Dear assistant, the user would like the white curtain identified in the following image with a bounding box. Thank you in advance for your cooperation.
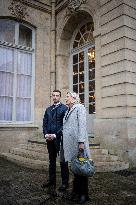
[16,51,32,121]
[0,47,32,122]
[0,47,13,121]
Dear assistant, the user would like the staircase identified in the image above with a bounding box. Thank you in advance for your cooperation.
[0,138,129,172]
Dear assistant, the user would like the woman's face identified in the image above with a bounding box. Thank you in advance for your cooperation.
[65,93,74,106]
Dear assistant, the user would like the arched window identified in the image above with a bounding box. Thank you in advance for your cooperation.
[72,22,95,114]
[0,19,35,122]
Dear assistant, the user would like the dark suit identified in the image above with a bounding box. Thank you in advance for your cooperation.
[43,103,69,186]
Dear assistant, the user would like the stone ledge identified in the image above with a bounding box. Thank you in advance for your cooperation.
[0,124,39,128]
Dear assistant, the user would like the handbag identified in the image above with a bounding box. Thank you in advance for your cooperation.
[71,150,95,177]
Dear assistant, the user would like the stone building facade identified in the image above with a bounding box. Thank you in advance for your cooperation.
[0,0,136,166]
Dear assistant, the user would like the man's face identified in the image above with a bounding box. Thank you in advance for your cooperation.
[52,92,61,104]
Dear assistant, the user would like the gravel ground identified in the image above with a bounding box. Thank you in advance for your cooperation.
[0,157,136,205]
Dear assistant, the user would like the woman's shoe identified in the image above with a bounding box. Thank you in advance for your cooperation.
[58,184,69,192]
[79,195,89,204]
[69,192,78,201]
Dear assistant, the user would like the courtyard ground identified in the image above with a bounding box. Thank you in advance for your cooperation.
[0,157,136,205]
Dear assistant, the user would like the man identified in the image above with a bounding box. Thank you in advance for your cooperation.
[42,90,69,193]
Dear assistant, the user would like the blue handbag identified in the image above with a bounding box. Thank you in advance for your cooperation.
[71,150,95,177]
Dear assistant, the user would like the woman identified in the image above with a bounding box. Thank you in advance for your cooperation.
[63,92,90,204]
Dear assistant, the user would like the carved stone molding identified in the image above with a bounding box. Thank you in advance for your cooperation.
[64,0,87,18]
[8,0,29,21]
[68,0,87,12]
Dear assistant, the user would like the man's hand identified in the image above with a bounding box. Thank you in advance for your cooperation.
[45,134,56,141]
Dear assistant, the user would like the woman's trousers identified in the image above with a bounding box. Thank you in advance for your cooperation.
[73,174,88,197]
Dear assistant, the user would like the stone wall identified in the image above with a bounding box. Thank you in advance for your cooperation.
[0,0,136,166]
[0,0,51,152]
[95,0,136,166]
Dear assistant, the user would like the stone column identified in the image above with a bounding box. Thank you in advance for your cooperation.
[50,0,56,102]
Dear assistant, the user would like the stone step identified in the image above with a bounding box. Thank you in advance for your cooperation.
[89,136,99,144]
[10,147,49,161]
[18,143,48,154]
[1,153,49,170]
[1,153,129,172]
[1,152,129,173]
[90,148,109,155]
[95,161,129,172]
[91,154,119,162]
[89,143,100,149]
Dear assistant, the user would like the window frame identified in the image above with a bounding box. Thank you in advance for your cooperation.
[0,19,35,124]
[69,21,95,114]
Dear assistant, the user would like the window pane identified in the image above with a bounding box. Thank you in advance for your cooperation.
[16,51,32,120]
[79,83,84,93]
[79,72,84,83]
[89,81,95,92]
[18,51,32,75]
[79,62,84,72]
[79,37,84,46]
[75,32,81,41]
[89,61,95,69]
[79,93,84,104]
[79,52,84,62]
[83,32,89,41]
[73,74,78,84]
[16,98,31,121]
[73,54,78,64]
[88,33,94,44]
[80,25,86,35]
[89,68,95,80]
[73,64,78,74]
[89,104,95,114]
[17,75,31,98]
[0,46,13,121]
[89,92,95,103]
[19,24,32,47]
[73,62,78,84]
[73,41,78,48]
[0,97,12,121]
[16,50,32,121]
[0,19,15,43]
[73,84,78,93]
[88,47,95,62]
[0,47,14,72]
[73,22,94,49]
[0,72,13,96]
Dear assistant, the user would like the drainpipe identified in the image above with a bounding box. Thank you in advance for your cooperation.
[50,0,56,103]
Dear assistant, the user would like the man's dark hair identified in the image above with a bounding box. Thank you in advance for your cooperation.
[52,89,61,97]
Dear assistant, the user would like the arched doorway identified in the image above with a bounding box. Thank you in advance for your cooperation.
[70,21,95,136]
[56,11,95,136]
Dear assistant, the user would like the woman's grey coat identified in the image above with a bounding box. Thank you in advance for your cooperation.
[63,103,90,162]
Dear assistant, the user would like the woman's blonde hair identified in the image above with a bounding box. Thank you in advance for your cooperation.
[67,92,81,104]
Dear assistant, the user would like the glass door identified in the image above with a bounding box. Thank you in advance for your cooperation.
[72,46,95,136]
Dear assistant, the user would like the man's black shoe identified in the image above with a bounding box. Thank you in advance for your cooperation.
[41,181,54,189]
[79,195,89,204]
[48,185,57,196]
[69,192,78,201]
[58,184,69,192]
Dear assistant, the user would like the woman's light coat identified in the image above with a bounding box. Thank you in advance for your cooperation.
[63,103,90,162]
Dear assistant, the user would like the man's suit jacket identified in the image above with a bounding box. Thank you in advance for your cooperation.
[43,103,67,151]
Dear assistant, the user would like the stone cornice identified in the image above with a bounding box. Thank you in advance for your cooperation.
[55,0,69,14]
[12,0,88,15]
[18,0,51,14]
